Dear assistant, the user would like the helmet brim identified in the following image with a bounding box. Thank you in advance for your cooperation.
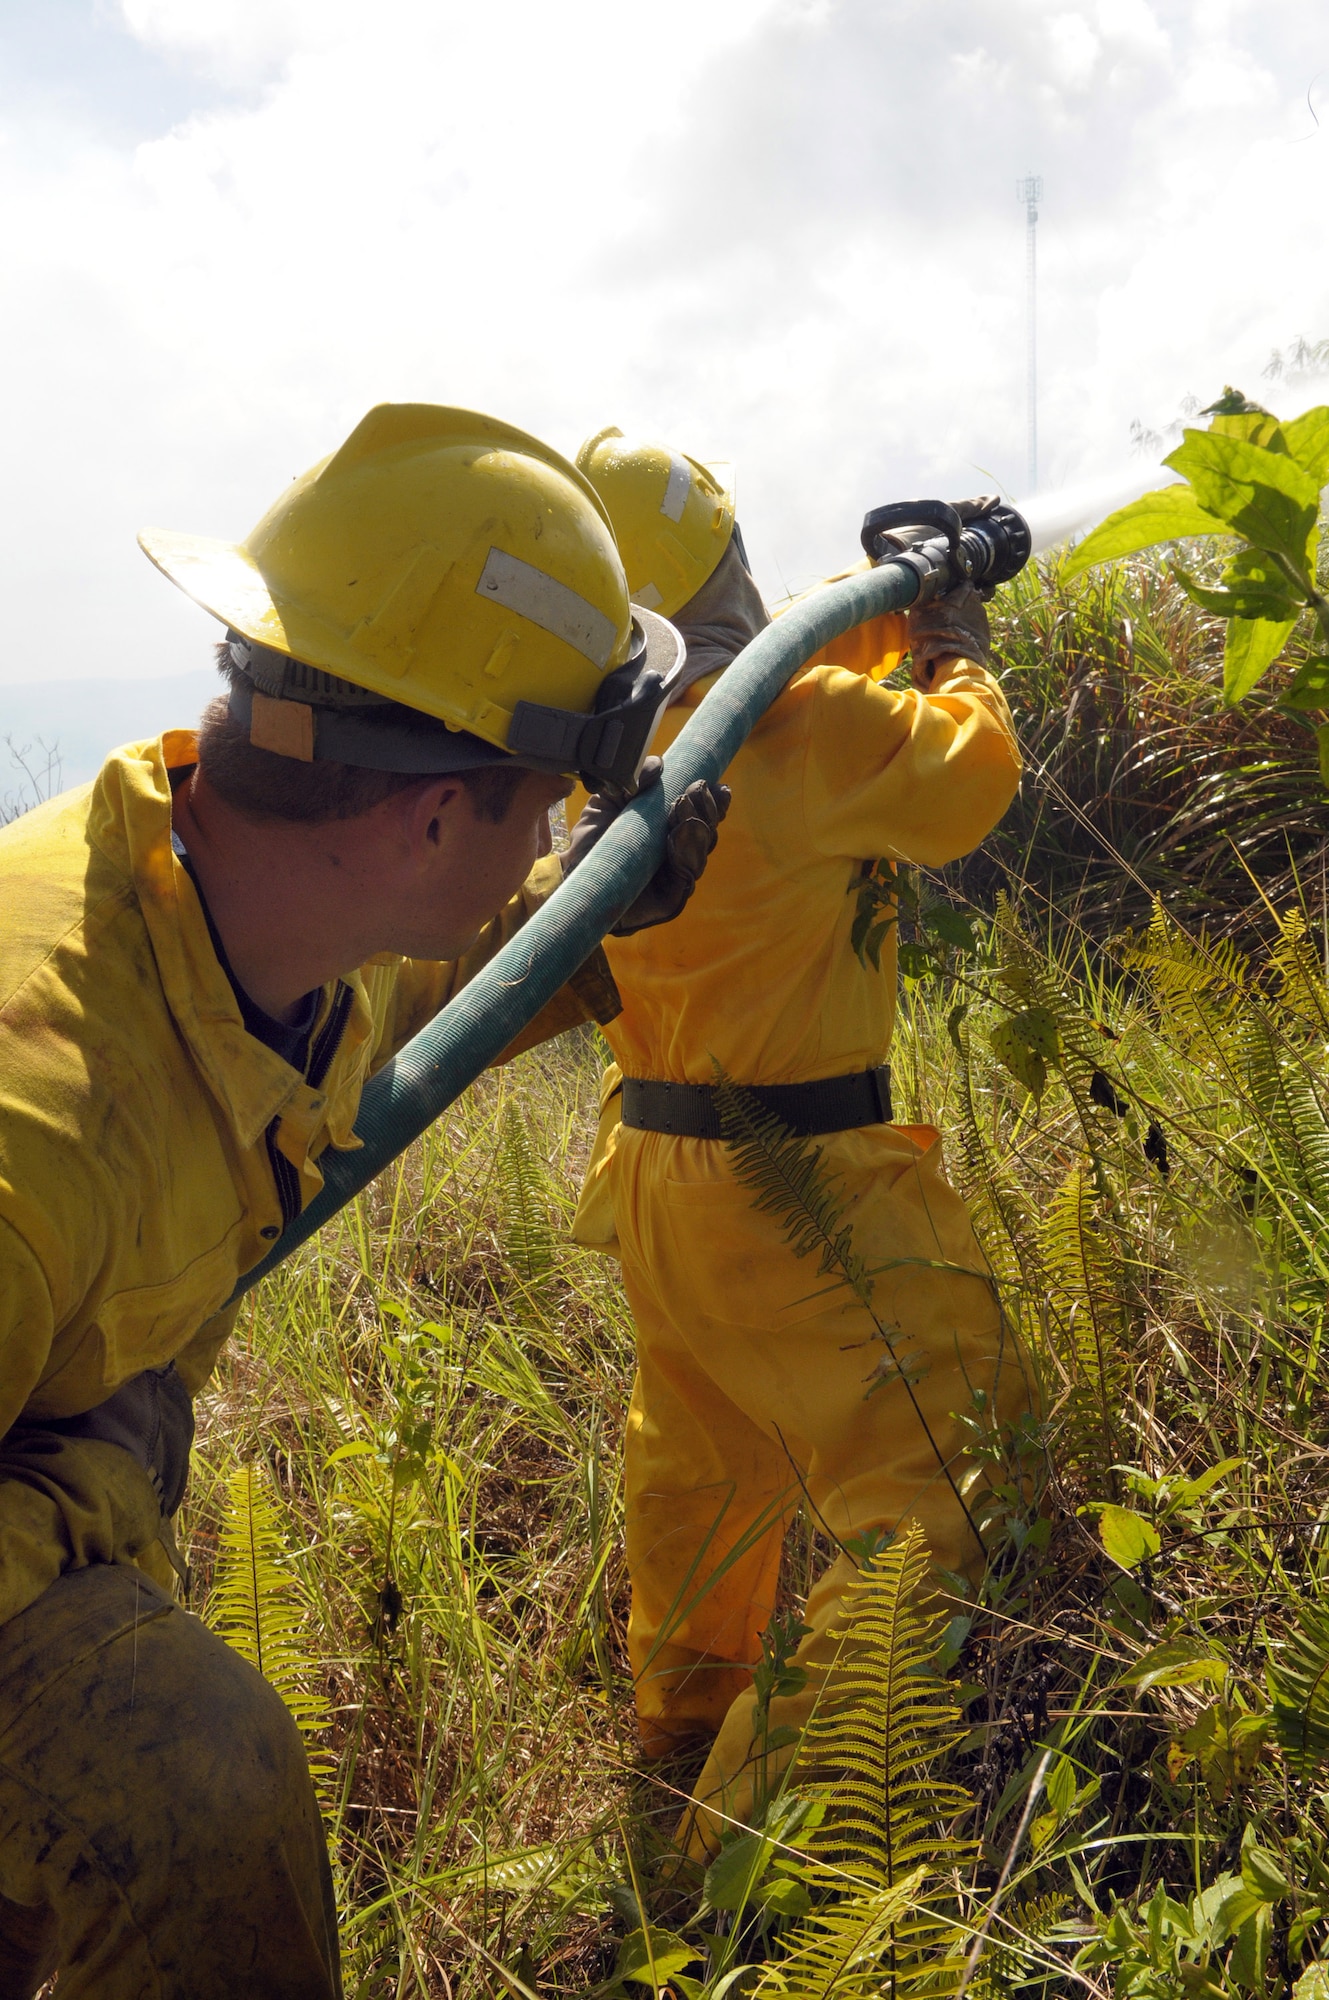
[139,527,358,685]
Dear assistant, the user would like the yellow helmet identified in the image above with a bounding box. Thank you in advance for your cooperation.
[575,427,735,619]
[140,404,682,794]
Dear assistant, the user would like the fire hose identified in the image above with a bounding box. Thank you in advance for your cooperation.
[229,496,1031,1303]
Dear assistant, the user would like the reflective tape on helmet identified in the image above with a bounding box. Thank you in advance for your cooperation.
[660,456,692,524]
[475,547,617,669]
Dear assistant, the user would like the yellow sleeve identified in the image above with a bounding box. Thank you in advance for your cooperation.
[0,1218,164,1628]
[372,854,620,1070]
[779,557,909,682]
[803,656,1021,868]
[799,608,910,682]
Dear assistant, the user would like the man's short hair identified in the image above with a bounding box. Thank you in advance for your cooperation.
[197,650,529,826]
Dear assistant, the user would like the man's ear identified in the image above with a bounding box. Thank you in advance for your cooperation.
[395,777,465,855]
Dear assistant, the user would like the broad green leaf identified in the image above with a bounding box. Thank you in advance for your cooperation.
[1209,407,1288,451]
[1294,1963,1329,1999]
[1222,613,1298,705]
[1166,428,1318,570]
[1010,1005,1059,1056]
[1123,1637,1228,1690]
[703,1831,771,1910]
[1062,484,1235,580]
[613,1926,700,1986]
[1241,1838,1291,1902]
[1283,658,1329,710]
[1282,405,1329,484]
[1173,566,1299,621]
[1171,1454,1245,1505]
[1096,1504,1161,1569]
[924,903,978,952]
[989,1009,1059,1098]
[757,1874,811,1917]
[324,1440,377,1465]
[1230,1903,1272,1988]
[1044,1752,1077,1819]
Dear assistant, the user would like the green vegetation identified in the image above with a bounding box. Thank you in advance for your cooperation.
[181,540,1329,1995]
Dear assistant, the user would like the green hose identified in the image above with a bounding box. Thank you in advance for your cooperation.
[230,557,920,1301]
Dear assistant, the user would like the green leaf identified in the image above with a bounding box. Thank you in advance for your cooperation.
[757,1874,812,1918]
[1166,428,1318,569]
[1241,1838,1291,1902]
[989,1018,1045,1098]
[613,1927,700,1986]
[1172,563,1299,622]
[1095,1504,1161,1570]
[703,1831,772,1911]
[1171,1455,1244,1504]
[898,940,934,980]
[1062,484,1235,580]
[924,903,977,952]
[1222,613,1299,704]
[1207,408,1288,453]
[324,1441,377,1465]
[1229,1903,1272,1988]
[1283,658,1329,710]
[1294,1963,1329,1999]
[1282,405,1329,484]
[1124,1637,1228,1690]
[988,1005,1060,1101]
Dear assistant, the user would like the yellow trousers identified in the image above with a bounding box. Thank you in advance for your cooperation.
[0,1563,340,1999]
[613,1120,1029,1857]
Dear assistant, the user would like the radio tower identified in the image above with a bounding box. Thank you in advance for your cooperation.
[1016,174,1042,493]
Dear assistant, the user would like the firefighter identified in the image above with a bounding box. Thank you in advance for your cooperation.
[0,404,724,1996]
[569,427,1030,1855]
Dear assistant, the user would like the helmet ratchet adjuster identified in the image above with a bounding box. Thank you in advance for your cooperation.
[507,619,681,798]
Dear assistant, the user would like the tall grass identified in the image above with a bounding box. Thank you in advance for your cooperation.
[179,555,1329,1995]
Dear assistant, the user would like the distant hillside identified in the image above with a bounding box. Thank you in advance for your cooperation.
[0,672,215,793]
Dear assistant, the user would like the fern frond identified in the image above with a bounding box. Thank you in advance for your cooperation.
[754,1526,976,1997]
[714,1071,988,1557]
[795,1524,974,1885]
[208,1462,335,1803]
[1269,909,1329,1034]
[497,1103,554,1281]
[1039,1167,1128,1471]
[1268,1599,1329,1778]
[753,1866,963,1999]
[713,1069,874,1301]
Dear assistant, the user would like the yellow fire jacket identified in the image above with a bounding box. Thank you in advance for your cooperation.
[0,731,613,1625]
[572,613,1020,1243]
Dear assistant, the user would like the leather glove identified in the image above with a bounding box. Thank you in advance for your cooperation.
[907,581,991,689]
[36,1364,196,1518]
[563,761,731,936]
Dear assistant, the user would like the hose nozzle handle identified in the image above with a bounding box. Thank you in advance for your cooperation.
[860,495,1033,601]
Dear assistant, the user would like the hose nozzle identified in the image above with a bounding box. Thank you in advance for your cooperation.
[860,496,1032,602]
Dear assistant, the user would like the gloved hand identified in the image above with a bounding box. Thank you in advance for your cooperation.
[38,1365,196,1518]
[907,581,991,689]
[563,762,731,936]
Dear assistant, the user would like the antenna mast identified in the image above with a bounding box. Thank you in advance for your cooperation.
[1016,174,1042,493]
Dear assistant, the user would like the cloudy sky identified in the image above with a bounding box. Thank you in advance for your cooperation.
[1,0,1327,701]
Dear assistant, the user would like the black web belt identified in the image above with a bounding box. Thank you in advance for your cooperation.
[620,1065,893,1140]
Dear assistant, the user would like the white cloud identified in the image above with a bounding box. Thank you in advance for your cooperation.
[0,0,1326,695]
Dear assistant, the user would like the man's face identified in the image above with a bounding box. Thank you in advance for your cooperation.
[384,768,573,961]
